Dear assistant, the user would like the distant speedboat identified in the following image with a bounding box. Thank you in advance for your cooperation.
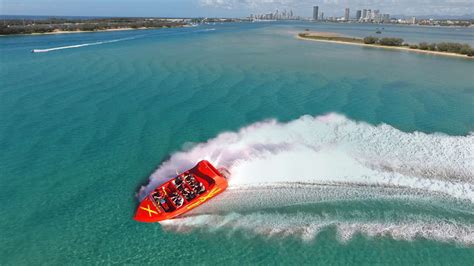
[375,30,382,34]
[31,49,48,53]
[134,160,229,223]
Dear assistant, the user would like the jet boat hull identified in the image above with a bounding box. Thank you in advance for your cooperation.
[134,160,228,223]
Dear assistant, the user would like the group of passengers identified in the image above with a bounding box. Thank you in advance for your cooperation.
[152,174,207,209]
[169,191,184,207]
[152,189,173,212]
[184,174,206,195]
[173,176,196,202]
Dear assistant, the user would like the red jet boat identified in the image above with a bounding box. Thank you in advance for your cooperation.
[134,160,228,223]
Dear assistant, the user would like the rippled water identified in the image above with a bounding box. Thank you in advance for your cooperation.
[0,22,473,264]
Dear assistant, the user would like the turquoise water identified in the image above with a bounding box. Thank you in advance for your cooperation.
[1,22,473,264]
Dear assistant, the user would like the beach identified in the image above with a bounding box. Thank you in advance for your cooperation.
[297,31,474,59]
[0,26,187,37]
[32,27,144,35]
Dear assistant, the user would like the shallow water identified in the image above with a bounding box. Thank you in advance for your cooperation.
[1,22,473,264]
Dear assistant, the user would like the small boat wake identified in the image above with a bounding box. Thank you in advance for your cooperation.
[140,113,473,244]
[194,28,216,33]
[161,211,474,245]
[31,36,139,53]
[31,27,216,53]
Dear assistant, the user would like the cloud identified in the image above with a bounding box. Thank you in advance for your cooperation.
[200,0,305,10]
[198,0,474,16]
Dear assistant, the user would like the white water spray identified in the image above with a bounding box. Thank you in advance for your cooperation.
[31,36,139,53]
[139,113,473,244]
[140,113,473,201]
[160,212,474,245]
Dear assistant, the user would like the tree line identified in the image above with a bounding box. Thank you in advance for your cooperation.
[363,36,474,56]
[0,18,186,35]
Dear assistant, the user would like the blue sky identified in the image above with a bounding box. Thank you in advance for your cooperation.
[1,0,473,17]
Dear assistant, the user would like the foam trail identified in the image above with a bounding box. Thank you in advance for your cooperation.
[194,28,216,33]
[140,113,473,243]
[140,113,473,202]
[31,36,138,53]
[160,213,474,245]
[181,184,473,216]
[163,183,473,246]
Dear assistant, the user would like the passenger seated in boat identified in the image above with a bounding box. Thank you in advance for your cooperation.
[184,174,197,186]
[184,174,195,184]
[152,191,173,212]
[152,191,161,203]
[170,192,184,207]
[174,176,183,187]
[191,181,205,194]
[174,177,189,197]
[195,182,206,194]
[184,174,206,194]
[182,187,196,201]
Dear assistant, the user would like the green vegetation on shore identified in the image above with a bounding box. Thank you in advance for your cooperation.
[363,36,404,46]
[0,18,187,35]
[299,33,474,57]
[364,36,474,56]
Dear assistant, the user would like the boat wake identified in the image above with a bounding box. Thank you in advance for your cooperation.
[194,28,216,33]
[141,113,472,200]
[31,36,139,53]
[159,184,473,245]
[139,113,473,244]
[161,212,474,245]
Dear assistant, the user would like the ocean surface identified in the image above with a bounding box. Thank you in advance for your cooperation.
[1,22,473,264]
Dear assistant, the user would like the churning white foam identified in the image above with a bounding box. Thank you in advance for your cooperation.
[31,36,138,53]
[140,113,473,244]
[160,212,474,245]
[194,28,216,33]
[140,113,473,202]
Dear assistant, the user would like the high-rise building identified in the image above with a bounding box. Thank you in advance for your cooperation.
[356,10,362,20]
[344,8,350,21]
[372,9,380,22]
[313,6,319,20]
[362,9,367,20]
[320,12,324,21]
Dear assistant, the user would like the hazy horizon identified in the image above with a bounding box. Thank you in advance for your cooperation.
[1,0,473,19]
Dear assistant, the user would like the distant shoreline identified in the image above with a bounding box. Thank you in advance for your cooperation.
[0,26,188,37]
[297,32,474,60]
[0,17,194,36]
[32,27,147,35]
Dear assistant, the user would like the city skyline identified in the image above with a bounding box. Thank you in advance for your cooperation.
[1,0,474,18]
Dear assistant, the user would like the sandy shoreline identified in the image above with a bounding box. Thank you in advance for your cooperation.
[34,27,143,35]
[297,32,473,60]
